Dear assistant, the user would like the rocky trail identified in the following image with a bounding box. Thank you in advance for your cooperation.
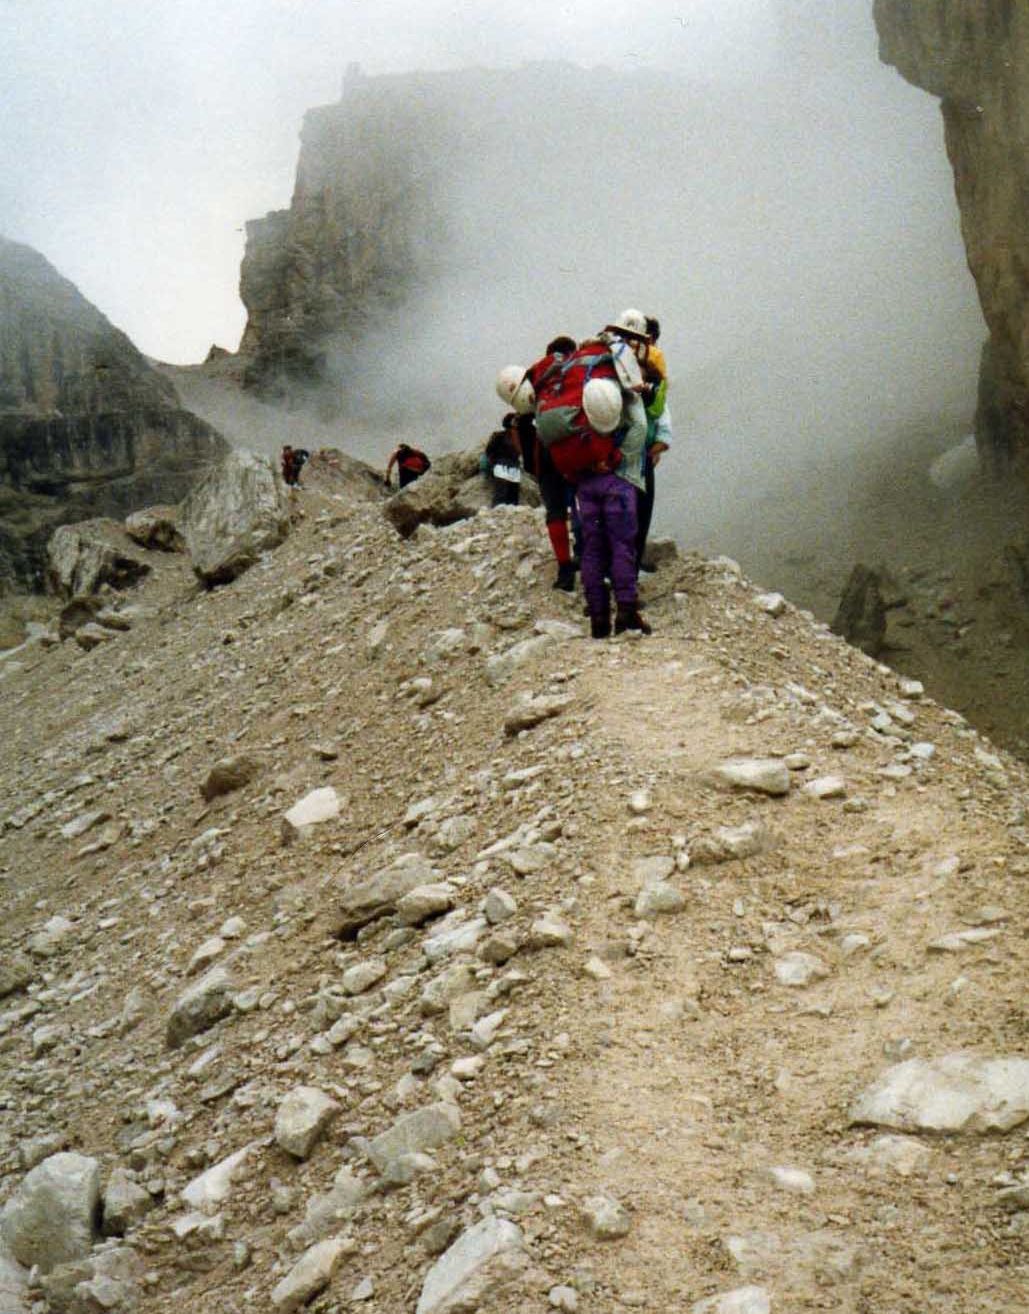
[0,456,1026,1314]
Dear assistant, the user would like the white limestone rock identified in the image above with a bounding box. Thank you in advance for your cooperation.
[416,1216,526,1314]
[581,1194,631,1239]
[850,1055,1029,1134]
[275,1087,340,1160]
[282,787,341,843]
[711,759,791,797]
[271,1237,350,1313]
[692,1287,771,1314]
[0,1152,101,1273]
[364,1104,461,1178]
[181,1144,254,1215]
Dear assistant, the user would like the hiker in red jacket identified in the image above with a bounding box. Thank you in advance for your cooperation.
[518,336,580,590]
[385,444,432,489]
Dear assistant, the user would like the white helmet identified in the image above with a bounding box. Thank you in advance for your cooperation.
[582,377,623,434]
[607,308,648,340]
[496,365,527,406]
[511,376,536,415]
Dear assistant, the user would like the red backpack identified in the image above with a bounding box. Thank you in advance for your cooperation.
[532,343,623,480]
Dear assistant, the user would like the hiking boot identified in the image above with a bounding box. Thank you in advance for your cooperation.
[637,559,657,575]
[590,611,612,640]
[552,562,577,592]
[614,603,652,635]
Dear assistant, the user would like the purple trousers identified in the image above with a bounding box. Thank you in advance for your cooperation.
[576,472,639,614]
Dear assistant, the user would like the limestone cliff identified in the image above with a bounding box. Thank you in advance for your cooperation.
[874,0,1029,475]
[238,67,452,395]
[0,238,228,590]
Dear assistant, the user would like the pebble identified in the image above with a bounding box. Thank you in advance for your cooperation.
[581,1194,630,1239]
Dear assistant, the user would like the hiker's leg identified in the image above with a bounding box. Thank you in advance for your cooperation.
[636,459,655,566]
[605,478,640,607]
[576,476,609,618]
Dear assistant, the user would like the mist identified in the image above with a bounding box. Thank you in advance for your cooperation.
[278,42,983,572]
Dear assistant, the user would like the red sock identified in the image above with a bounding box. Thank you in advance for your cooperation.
[547,519,571,565]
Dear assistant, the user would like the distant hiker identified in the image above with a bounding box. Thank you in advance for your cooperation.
[484,413,523,507]
[637,315,671,572]
[281,445,310,487]
[385,443,432,489]
[530,309,650,637]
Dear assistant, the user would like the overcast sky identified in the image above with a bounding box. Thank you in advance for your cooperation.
[0,0,878,362]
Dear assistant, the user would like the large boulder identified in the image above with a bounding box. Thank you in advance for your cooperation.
[831,563,887,656]
[124,505,183,552]
[0,1152,101,1273]
[46,521,150,598]
[179,449,290,585]
[383,450,539,539]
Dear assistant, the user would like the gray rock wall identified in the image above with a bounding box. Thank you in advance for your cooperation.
[874,0,1029,478]
[0,238,228,591]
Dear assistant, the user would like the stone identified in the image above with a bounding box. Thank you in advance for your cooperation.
[632,855,675,883]
[692,1287,771,1314]
[423,915,487,963]
[802,775,846,799]
[503,693,572,736]
[125,505,184,551]
[0,1152,101,1273]
[850,1055,1029,1134]
[200,754,262,801]
[364,1103,461,1177]
[166,966,233,1048]
[0,951,37,999]
[484,888,518,924]
[288,1168,367,1248]
[27,914,75,958]
[754,592,786,616]
[831,563,886,656]
[486,635,556,686]
[181,1144,254,1214]
[0,1243,28,1313]
[342,958,387,996]
[927,928,1002,953]
[529,913,573,949]
[187,935,225,975]
[275,1087,340,1160]
[690,822,768,866]
[415,1216,526,1314]
[180,447,291,585]
[74,621,116,650]
[635,882,686,917]
[47,521,151,598]
[774,952,829,987]
[581,1194,630,1239]
[101,1169,152,1237]
[845,1134,931,1177]
[41,1242,143,1314]
[711,759,790,796]
[397,883,457,926]
[767,1165,814,1195]
[331,853,437,938]
[282,787,341,842]
[271,1237,349,1313]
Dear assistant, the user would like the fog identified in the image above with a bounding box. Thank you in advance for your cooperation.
[5,0,990,578]
[303,44,984,563]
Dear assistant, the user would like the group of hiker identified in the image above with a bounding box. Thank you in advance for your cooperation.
[492,309,671,638]
[281,309,672,640]
[281,445,311,487]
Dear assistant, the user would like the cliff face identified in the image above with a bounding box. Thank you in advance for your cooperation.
[874,0,1029,475]
[238,69,451,395]
[0,238,228,590]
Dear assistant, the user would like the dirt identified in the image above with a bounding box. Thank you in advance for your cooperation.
[0,462,1026,1313]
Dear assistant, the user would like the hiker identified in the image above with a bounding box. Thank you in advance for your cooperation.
[280,445,310,487]
[527,309,652,637]
[637,315,671,572]
[521,336,581,590]
[484,414,523,506]
[385,443,432,489]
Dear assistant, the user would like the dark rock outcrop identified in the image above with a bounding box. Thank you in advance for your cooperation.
[874,1,1029,478]
[832,563,887,657]
[0,238,228,590]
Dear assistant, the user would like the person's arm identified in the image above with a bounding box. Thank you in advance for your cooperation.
[384,450,398,483]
